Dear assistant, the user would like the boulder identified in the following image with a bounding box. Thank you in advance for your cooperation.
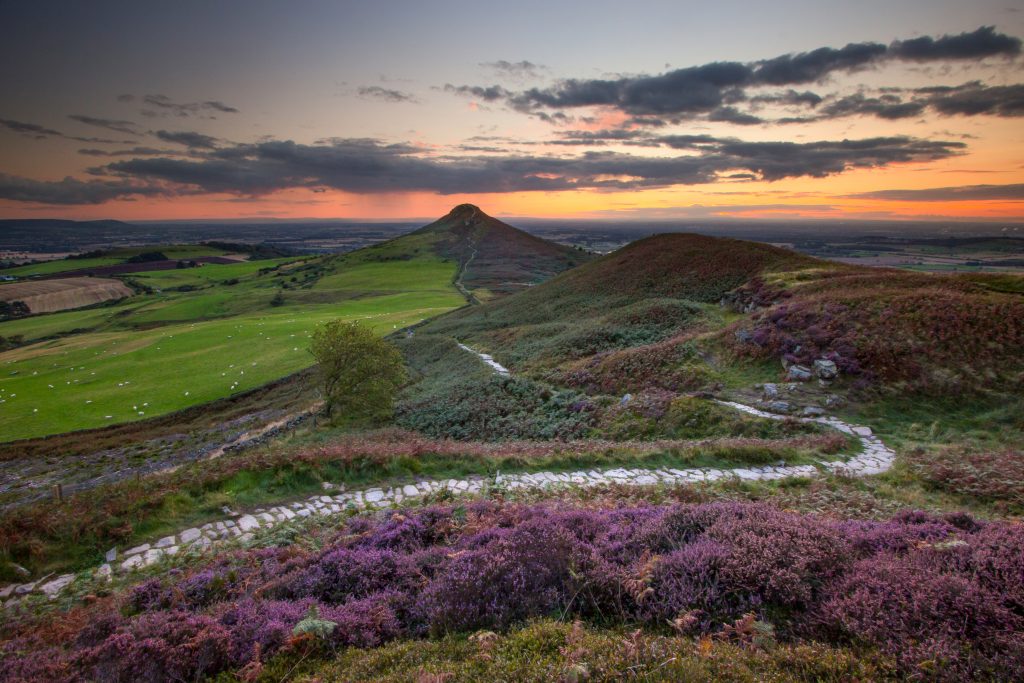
[802,406,826,417]
[813,359,838,380]
[786,365,813,382]
[762,383,779,399]
[39,574,74,599]
[764,400,791,414]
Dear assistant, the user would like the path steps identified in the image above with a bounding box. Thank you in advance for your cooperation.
[0,347,895,607]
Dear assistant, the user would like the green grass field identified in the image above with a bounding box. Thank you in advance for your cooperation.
[0,250,464,441]
[0,244,233,277]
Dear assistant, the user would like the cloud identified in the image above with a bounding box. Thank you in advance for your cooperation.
[784,82,1024,123]
[890,26,1021,61]
[448,27,1021,124]
[0,117,132,143]
[155,129,219,149]
[0,172,163,204]
[848,183,1024,201]
[480,60,547,79]
[751,41,886,85]
[356,86,417,103]
[68,115,138,135]
[0,118,65,139]
[139,94,239,117]
[921,82,1024,117]
[443,84,512,101]
[72,134,964,202]
[78,146,179,157]
[708,106,763,125]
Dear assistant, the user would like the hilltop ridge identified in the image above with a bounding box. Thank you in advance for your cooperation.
[409,204,592,299]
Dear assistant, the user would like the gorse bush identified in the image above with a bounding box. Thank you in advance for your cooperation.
[4,501,1023,681]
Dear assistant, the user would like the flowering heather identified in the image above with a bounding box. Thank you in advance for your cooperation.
[730,271,1024,395]
[3,501,1022,681]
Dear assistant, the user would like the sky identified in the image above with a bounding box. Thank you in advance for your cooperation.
[0,0,1022,223]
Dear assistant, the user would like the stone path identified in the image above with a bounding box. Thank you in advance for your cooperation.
[0,346,895,608]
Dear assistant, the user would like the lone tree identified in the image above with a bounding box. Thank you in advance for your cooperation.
[309,320,406,422]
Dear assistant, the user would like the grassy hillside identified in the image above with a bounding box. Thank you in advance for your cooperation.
[419,233,1024,393]
[407,203,592,299]
[0,207,590,443]
[0,248,464,441]
[402,233,1024,444]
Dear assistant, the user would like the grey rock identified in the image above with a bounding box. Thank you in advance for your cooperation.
[236,515,260,532]
[179,528,202,544]
[155,535,176,548]
[104,547,117,563]
[762,383,779,399]
[765,400,792,414]
[124,543,150,557]
[802,406,826,417]
[734,328,753,344]
[39,574,75,599]
[824,394,845,408]
[619,393,633,406]
[786,365,813,382]
[813,359,838,380]
[121,554,144,571]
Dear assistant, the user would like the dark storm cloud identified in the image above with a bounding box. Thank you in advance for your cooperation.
[69,134,964,202]
[68,115,138,135]
[357,86,417,103]
[139,94,239,117]
[890,26,1022,61]
[459,27,1020,123]
[848,183,1024,201]
[155,129,219,149]
[0,172,163,204]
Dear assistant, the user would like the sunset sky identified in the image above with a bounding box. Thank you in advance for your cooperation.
[1,0,1022,222]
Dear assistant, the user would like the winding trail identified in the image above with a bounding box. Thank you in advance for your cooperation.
[1,343,895,607]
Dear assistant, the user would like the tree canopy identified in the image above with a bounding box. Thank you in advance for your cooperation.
[309,320,406,422]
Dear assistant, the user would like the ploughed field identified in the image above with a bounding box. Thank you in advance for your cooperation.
[0,277,134,313]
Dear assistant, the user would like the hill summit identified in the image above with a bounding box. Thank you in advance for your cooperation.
[411,204,591,299]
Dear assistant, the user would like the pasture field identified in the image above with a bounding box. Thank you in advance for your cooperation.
[0,244,233,278]
[0,251,464,441]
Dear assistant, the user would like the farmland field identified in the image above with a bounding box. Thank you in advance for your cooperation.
[0,251,464,442]
[0,277,134,313]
